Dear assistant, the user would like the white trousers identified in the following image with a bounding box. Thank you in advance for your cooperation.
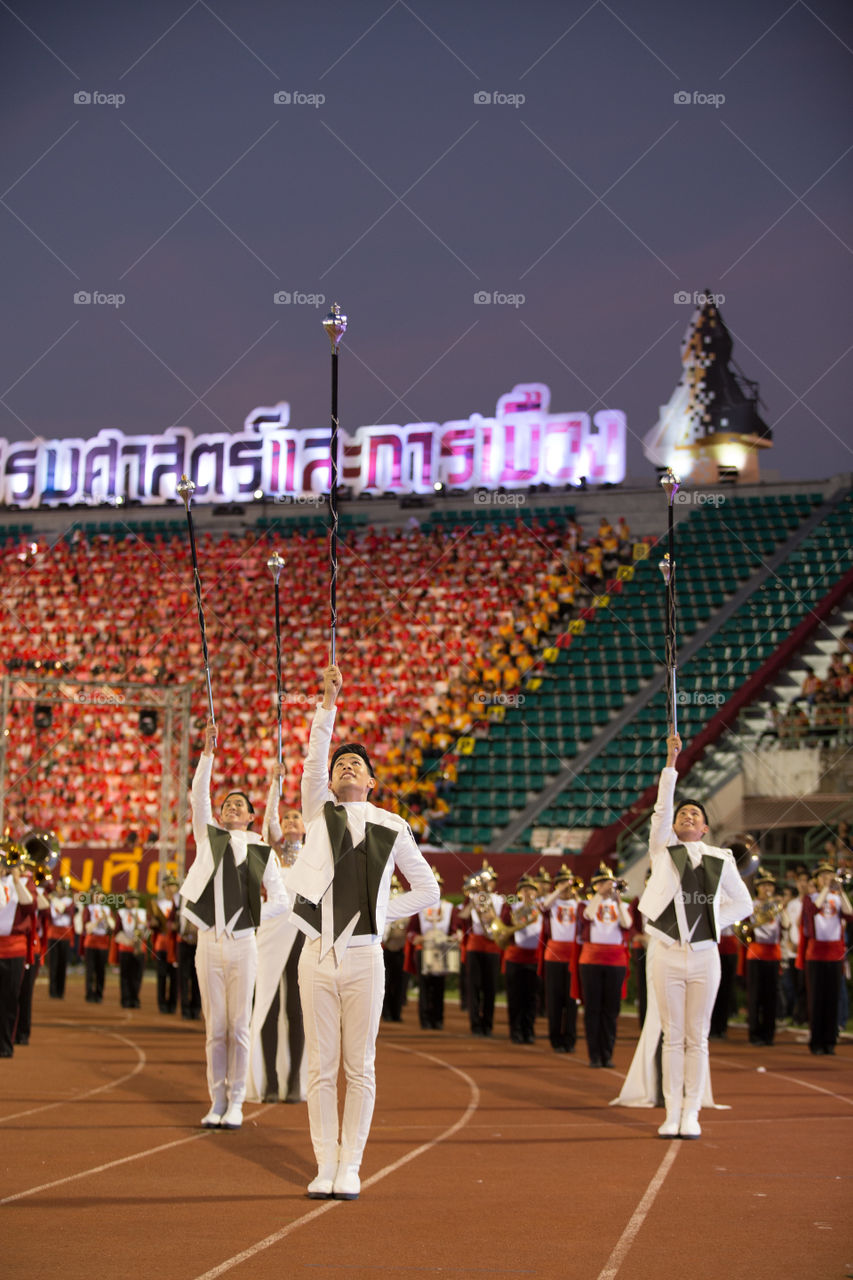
[195,931,258,1108]
[651,942,720,1115]
[298,937,385,1172]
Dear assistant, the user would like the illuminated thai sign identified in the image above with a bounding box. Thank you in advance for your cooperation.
[0,384,625,508]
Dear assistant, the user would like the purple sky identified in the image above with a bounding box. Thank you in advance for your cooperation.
[1,0,851,484]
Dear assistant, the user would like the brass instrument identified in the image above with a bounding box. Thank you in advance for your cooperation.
[752,897,782,927]
[20,830,61,886]
[485,899,541,949]
[733,918,754,947]
[0,834,24,872]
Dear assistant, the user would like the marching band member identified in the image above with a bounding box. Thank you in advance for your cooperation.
[150,874,180,1014]
[46,876,75,999]
[287,664,438,1201]
[779,883,803,1023]
[81,885,115,1003]
[0,855,34,1057]
[115,888,147,1009]
[638,732,752,1139]
[408,868,458,1030]
[798,861,853,1055]
[178,913,202,1020]
[746,868,782,1047]
[181,720,289,1130]
[502,876,540,1044]
[15,864,49,1046]
[382,877,409,1022]
[460,862,504,1037]
[540,866,580,1054]
[248,775,306,1105]
[577,864,631,1069]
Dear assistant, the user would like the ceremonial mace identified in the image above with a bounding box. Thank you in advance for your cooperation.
[177,474,216,733]
[659,469,680,736]
[322,303,347,665]
[266,550,285,794]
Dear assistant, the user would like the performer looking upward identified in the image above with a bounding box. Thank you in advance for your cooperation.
[288,664,439,1201]
[639,732,751,1139]
[181,720,289,1131]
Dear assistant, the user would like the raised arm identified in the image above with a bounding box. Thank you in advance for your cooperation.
[649,732,680,859]
[191,719,217,845]
[301,666,341,824]
[262,762,286,846]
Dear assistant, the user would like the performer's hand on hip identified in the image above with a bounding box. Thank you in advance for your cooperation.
[666,731,681,767]
[322,664,342,709]
[203,718,217,756]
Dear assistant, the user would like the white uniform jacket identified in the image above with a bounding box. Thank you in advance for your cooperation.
[286,704,439,958]
[638,767,752,950]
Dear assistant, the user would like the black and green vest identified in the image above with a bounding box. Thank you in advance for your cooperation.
[185,826,269,931]
[291,802,397,941]
[649,845,722,944]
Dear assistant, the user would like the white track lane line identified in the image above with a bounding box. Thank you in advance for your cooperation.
[0,1130,213,1205]
[597,1046,851,1278]
[0,1026,147,1123]
[712,1053,853,1108]
[191,1042,481,1280]
[596,1142,681,1280]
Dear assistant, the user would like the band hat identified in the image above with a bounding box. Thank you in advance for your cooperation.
[161,874,179,888]
[430,865,443,886]
[330,742,375,777]
[812,861,836,877]
[754,867,777,888]
[537,865,553,885]
[516,875,538,892]
[553,865,575,885]
[590,862,615,886]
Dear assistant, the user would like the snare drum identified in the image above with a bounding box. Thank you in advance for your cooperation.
[421,930,460,976]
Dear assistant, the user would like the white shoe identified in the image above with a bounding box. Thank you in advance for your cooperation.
[201,1105,226,1128]
[307,1166,337,1199]
[679,1109,701,1139]
[332,1166,360,1200]
[657,1114,681,1138]
[220,1103,243,1130]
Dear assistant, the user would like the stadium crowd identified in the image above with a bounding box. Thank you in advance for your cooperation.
[0,513,636,847]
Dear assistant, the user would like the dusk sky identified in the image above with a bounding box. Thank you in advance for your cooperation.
[2,0,851,486]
